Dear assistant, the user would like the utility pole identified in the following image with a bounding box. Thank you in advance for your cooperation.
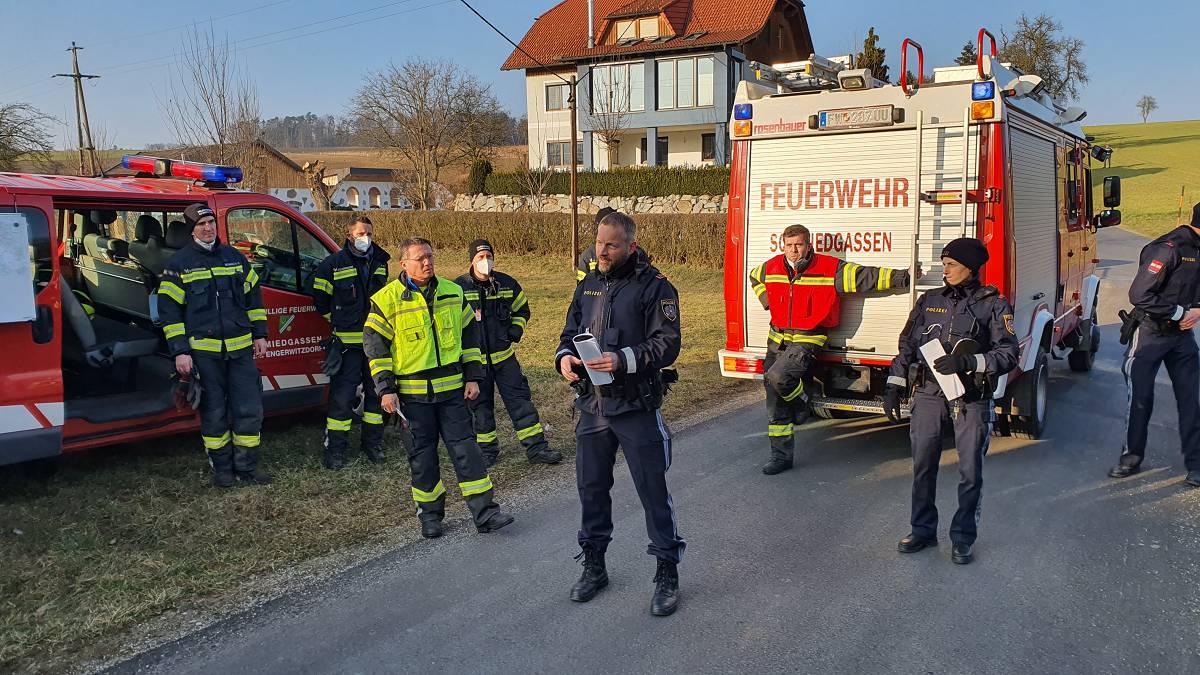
[569,75,579,269]
[54,42,100,176]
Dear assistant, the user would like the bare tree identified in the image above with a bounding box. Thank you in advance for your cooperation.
[157,26,262,187]
[587,63,633,168]
[0,103,55,172]
[89,122,125,175]
[998,13,1089,100]
[350,58,503,210]
[302,160,334,210]
[1136,95,1158,124]
[517,144,555,212]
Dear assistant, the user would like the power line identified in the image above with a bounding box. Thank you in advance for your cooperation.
[457,0,577,87]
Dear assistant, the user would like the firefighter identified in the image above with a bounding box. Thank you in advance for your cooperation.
[363,237,514,539]
[1108,202,1200,487]
[557,211,684,617]
[158,203,271,488]
[749,223,915,475]
[311,215,390,470]
[455,239,562,467]
[883,237,1019,565]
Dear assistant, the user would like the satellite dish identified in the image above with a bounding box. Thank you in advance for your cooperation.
[1056,106,1087,125]
[1003,74,1046,98]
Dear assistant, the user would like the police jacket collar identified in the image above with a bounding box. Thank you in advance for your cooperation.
[599,248,650,281]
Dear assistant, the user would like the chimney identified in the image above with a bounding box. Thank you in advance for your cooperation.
[587,0,595,49]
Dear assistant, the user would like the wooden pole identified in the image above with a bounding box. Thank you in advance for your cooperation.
[569,75,579,269]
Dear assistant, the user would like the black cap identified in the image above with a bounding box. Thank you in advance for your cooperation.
[183,203,215,228]
[594,207,616,225]
[1191,202,1200,227]
[940,237,989,273]
[468,239,493,260]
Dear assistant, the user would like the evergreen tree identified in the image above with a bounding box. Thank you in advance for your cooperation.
[955,41,978,66]
[855,27,890,83]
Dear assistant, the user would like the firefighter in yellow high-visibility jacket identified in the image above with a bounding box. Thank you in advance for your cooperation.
[362,236,514,539]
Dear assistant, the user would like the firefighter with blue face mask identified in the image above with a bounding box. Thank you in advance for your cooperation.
[311,215,390,470]
[884,237,1019,565]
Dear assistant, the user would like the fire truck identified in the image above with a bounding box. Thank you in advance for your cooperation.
[0,156,340,466]
[718,30,1122,438]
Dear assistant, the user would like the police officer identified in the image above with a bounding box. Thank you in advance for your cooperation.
[1108,202,1200,487]
[158,203,272,488]
[574,207,614,282]
[750,223,914,475]
[363,237,514,539]
[883,237,1019,565]
[556,211,684,617]
[312,215,390,470]
[455,239,562,467]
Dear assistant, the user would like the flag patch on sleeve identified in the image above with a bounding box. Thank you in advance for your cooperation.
[1148,260,1164,274]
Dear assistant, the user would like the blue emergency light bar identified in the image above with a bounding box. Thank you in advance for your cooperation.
[971,81,995,101]
[121,155,243,184]
[733,103,753,120]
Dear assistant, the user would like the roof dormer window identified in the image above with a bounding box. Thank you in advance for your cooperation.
[609,15,661,44]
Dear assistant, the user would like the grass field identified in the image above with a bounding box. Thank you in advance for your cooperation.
[0,253,749,672]
[1085,119,1200,237]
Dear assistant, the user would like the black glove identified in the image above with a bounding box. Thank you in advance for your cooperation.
[933,353,975,375]
[882,384,903,423]
[320,336,343,377]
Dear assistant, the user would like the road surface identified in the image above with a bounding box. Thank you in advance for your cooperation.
[109,228,1200,674]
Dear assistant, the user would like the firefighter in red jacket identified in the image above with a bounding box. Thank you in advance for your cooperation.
[749,223,916,475]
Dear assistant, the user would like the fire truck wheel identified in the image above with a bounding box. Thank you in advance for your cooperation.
[1067,322,1100,372]
[1010,350,1049,439]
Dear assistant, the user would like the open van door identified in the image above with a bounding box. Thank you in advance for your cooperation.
[0,197,65,464]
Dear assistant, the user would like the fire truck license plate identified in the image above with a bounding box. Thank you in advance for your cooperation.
[818,105,894,130]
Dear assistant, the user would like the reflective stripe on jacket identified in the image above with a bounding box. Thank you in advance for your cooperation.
[312,243,391,346]
[158,239,266,357]
[454,269,529,366]
[749,252,910,333]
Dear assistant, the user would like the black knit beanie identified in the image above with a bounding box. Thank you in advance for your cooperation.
[940,237,989,273]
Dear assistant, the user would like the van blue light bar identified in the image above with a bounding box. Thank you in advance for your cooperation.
[733,103,753,120]
[971,81,995,101]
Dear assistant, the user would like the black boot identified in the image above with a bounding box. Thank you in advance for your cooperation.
[362,445,385,465]
[569,546,608,602]
[421,519,444,539]
[529,449,563,464]
[1108,453,1141,478]
[761,458,793,475]
[209,447,235,488]
[651,558,679,616]
[236,468,273,485]
[476,509,515,533]
[323,452,345,470]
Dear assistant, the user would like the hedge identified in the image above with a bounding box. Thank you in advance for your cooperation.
[482,165,730,198]
[307,210,726,267]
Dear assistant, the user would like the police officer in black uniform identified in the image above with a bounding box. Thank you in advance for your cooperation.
[311,215,390,470]
[883,237,1019,565]
[158,203,272,488]
[1108,202,1200,487]
[556,211,684,616]
[456,239,562,467]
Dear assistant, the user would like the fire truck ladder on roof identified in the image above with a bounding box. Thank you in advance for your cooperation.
[908,108,977,309]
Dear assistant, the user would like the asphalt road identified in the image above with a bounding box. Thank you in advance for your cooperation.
[109,228,1200,675]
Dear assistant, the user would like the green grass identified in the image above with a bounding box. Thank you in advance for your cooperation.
[1085,119,1200,237]
[0,253,750,672]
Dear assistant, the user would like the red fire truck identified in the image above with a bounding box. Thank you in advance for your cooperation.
[0,156,340,465]
[719,30,1122,438]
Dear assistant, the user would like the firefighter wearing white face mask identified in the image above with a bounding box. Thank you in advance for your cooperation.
[455,239,561,467]
[311,215,391,469]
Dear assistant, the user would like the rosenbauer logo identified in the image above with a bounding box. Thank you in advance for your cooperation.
[754,118,807,134]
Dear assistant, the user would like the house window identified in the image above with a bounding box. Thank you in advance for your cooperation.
[547,141,583,168]
[639,136,668,166]
[346,187,359,208]
[591,62,644,113]
[657,56,714,109]
[701,133,716,161]
[638,17,658,38]
[615,19,635,41]
[368,187,381,208]
[613,16,659,43]
[390,188,401,208]
[546,82,570,111]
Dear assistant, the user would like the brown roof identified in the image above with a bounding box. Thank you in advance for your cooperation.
[500,0,785,71]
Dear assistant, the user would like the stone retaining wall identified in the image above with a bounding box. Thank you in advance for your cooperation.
[451,193,728,214]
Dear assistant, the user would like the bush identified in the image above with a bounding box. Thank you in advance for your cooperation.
[307,210,726,267]
[483,165,730,197]
[466,158,492,195]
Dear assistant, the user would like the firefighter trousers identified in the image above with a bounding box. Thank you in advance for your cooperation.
[1120,328,1200,471]
[194,353,264,475]
[576,409,685,563]
[324,348,384,460]
[468,355,549,461]
[404,394,501,527]
[908,392,992,546]
[762,341,815,462]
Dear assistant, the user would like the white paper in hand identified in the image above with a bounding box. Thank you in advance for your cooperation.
[919,339,966,401]
[573,332,614,385]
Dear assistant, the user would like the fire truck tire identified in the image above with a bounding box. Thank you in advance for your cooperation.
[1068,317,1100,373]
[1009,350,1049,439]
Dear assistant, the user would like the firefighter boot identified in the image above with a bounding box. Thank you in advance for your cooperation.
[209,447,235,489]
[650,558,679,616]
[234,446,273,485]
[476,509,515,533]
[362,443,386,465]
[420,518,444,539]
[569,545,608,603]
[323,431,346,471]
[761,458,794,475]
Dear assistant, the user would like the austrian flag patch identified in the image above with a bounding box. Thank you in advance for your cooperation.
[1148,260,1164,274]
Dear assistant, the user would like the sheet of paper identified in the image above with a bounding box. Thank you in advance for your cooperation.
[0,213,36,323]
[573,333,614,385]
[919,339,966,401]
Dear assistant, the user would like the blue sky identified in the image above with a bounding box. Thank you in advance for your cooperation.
[2,0,1195,148]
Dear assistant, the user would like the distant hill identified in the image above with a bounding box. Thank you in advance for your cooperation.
[1085,119,1200,237]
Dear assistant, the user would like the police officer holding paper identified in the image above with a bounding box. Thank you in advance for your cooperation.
[883,237,1018,565]
[1108,203,1200,487]
[556,211,684,616]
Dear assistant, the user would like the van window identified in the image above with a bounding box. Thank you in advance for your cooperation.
[226,208,329,293]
